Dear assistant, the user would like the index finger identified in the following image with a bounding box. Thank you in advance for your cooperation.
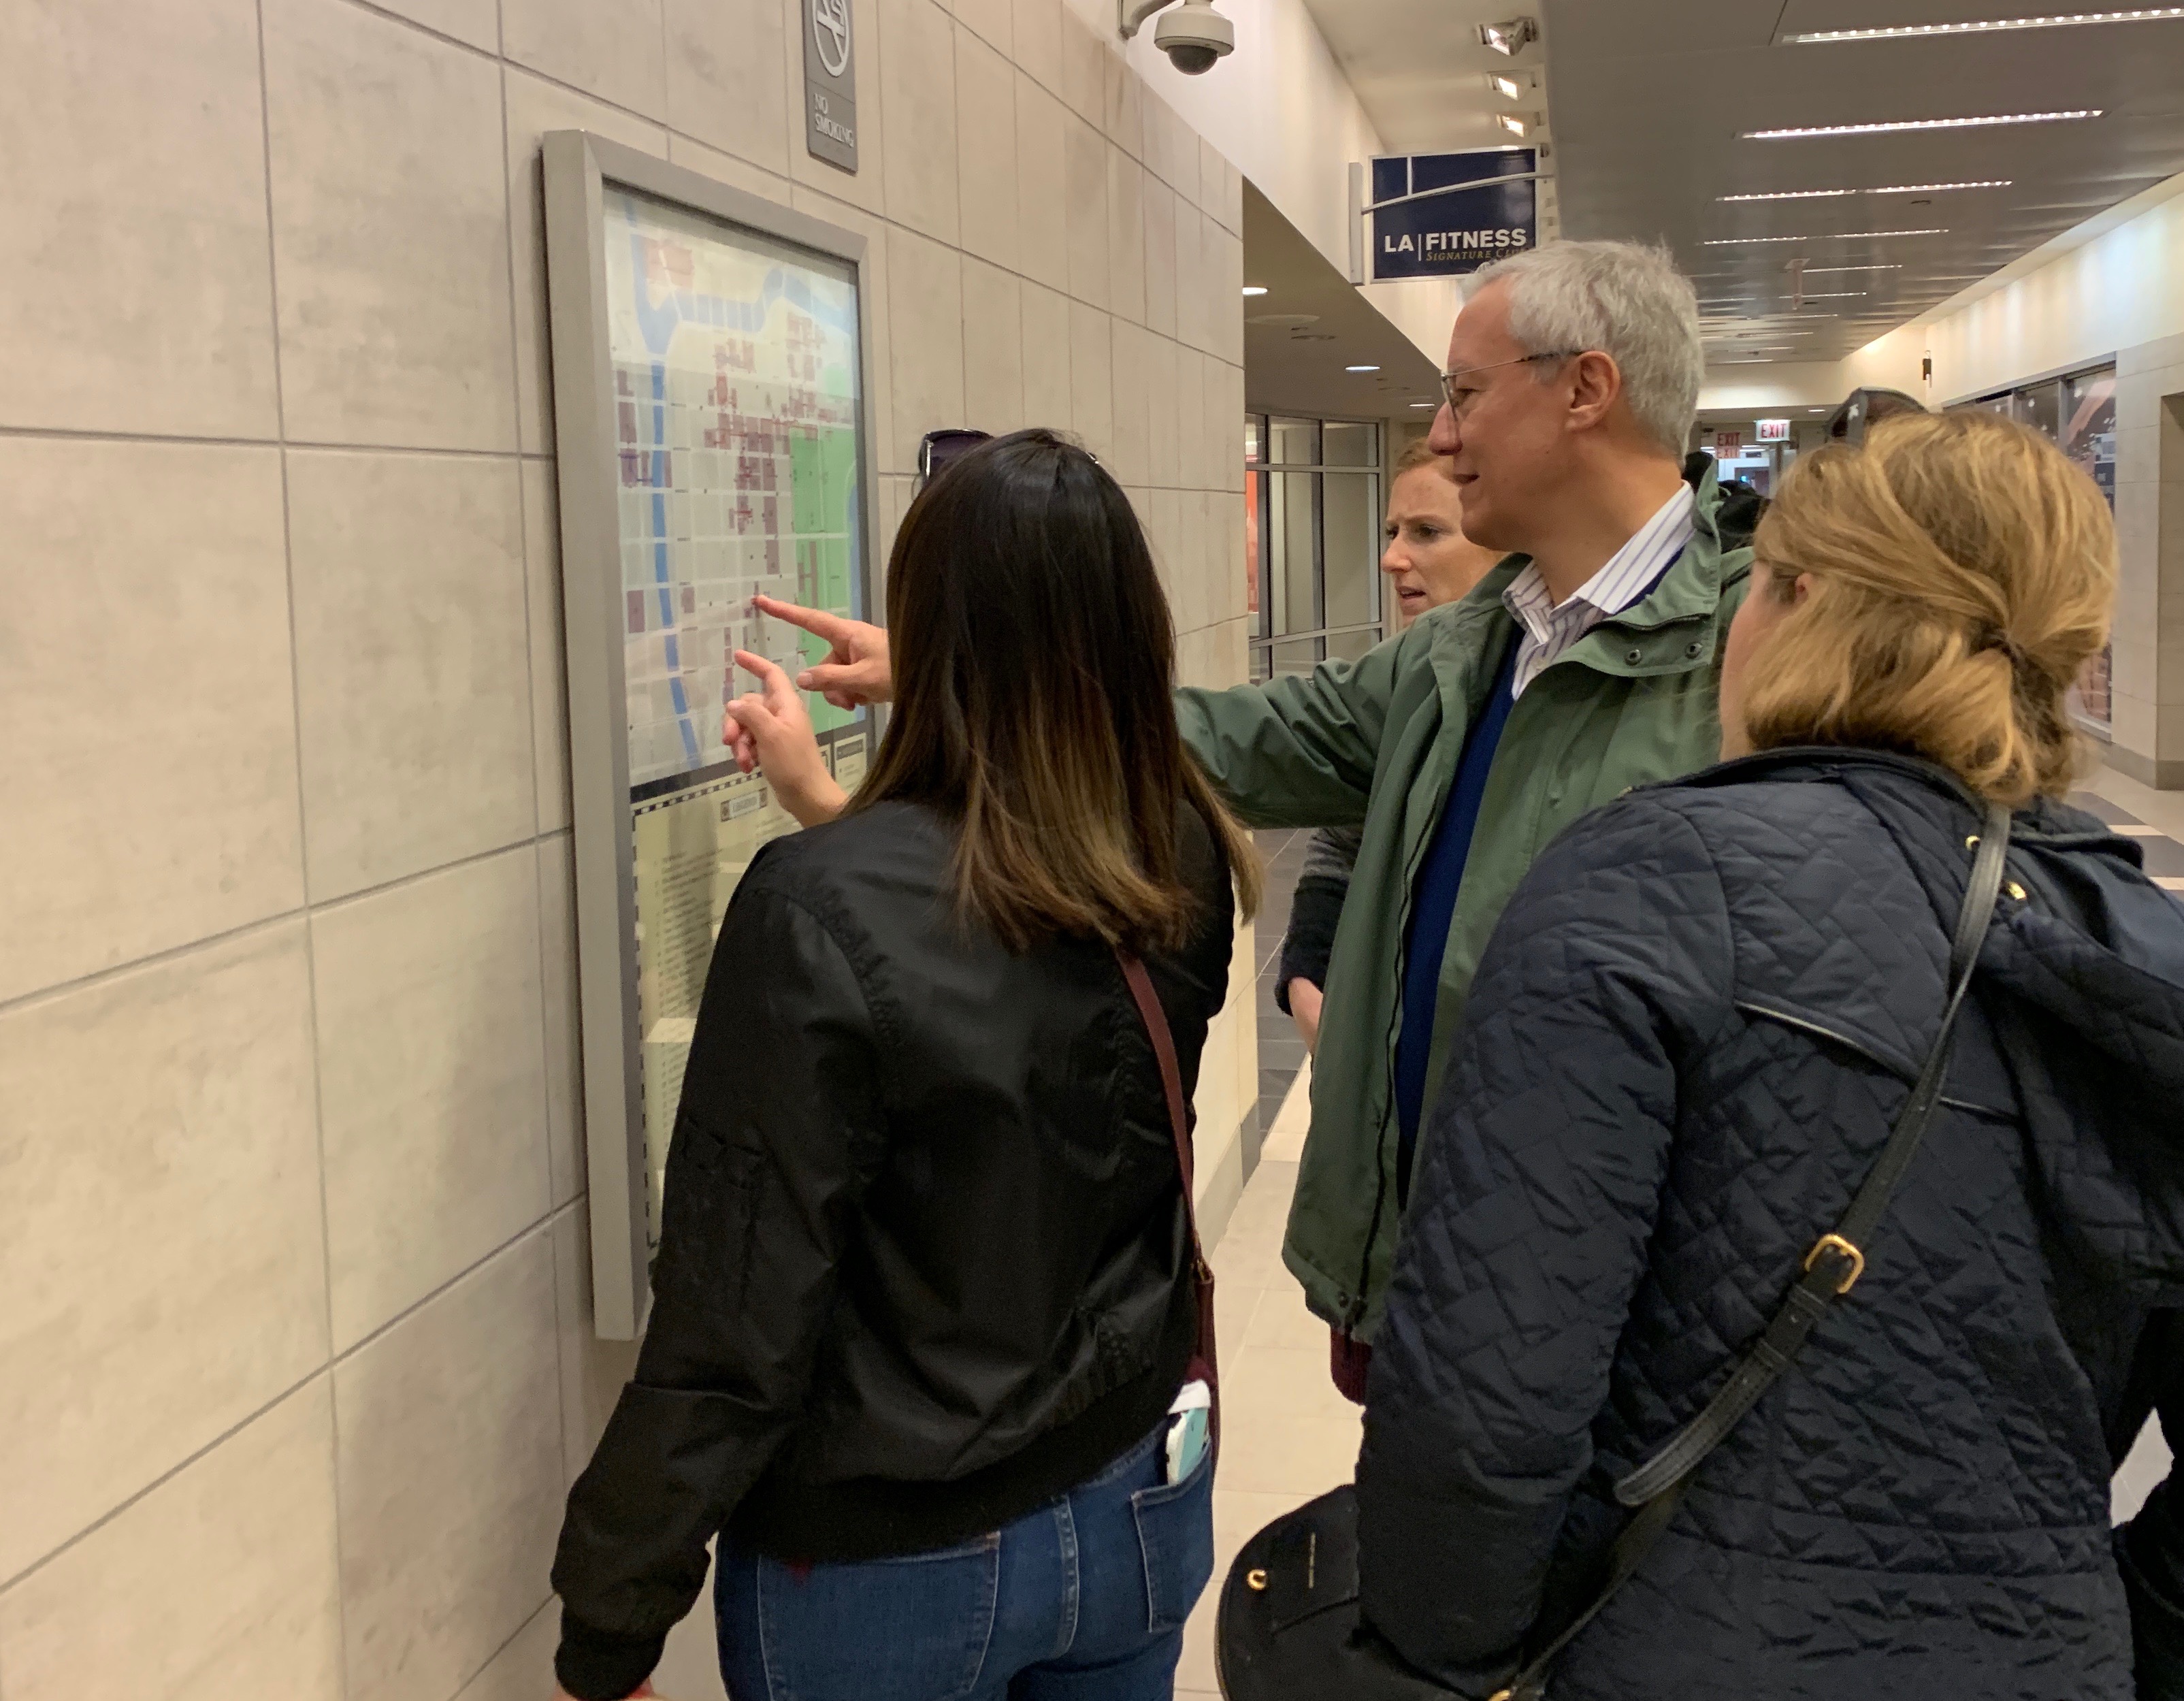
[734,648,800,712]
[753,594,849,646]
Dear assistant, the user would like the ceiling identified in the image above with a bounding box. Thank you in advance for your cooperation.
[1542,0,2184,364]
[1295,0,1556,156]
[1241,182,1444,418]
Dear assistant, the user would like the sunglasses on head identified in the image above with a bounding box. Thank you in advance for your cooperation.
[915,428,1102,491]
[917,428,992,489]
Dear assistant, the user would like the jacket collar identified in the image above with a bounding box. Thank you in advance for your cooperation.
[1674,745,1983,809]
[1420,460,1751,689]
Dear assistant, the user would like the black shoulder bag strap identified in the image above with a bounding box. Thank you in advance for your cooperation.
[1490,801,2013,1701]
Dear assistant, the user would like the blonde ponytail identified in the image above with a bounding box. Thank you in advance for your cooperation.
[1741,410,2117,805]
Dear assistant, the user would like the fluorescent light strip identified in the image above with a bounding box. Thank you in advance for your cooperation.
[1746,111,2098,139]
[1719,180,2006,201]
[1787,7,2184,44]
[1797,291,1869,298]
[1701,229,1943,245]
[1797,263,1902,273]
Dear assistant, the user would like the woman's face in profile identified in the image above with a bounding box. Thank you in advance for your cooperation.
[1718,560,1806,760]
[1381,466,1500,624]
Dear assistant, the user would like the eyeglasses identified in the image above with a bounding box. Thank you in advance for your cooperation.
[1436,350,1583,419]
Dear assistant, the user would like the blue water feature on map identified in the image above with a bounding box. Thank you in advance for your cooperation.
[647,359,700,766]
[620,231,858,359]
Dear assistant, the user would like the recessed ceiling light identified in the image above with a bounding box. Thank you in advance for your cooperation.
[1478,16,1539,54]
[1495,112,1529,136]
[1702,229,1942,245]
[1745,111,2098,139]
[1408,401,1437,408]
[1347,364,1381,372]
[1719,180,2006,201]
[1241,285,1267,296]
[1787,7,2184,44]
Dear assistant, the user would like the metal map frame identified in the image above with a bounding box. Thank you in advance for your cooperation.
[541,130,883,1338]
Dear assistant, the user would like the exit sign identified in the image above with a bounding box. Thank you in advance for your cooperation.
[1756,418,1791,442]
[1714,430,1740,455]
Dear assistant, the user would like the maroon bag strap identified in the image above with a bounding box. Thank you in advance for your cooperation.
[1114,947,1201,1235]
[1115,946,1221,1440]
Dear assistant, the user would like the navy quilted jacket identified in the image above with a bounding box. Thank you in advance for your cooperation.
[1356,750,2184,1700]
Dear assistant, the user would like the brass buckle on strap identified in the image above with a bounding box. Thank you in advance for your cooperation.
[1804,1233,1865,1294]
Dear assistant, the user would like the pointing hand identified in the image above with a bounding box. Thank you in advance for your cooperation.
[752,594,894,708]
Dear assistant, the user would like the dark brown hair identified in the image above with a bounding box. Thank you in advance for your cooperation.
[854,429,1260,952]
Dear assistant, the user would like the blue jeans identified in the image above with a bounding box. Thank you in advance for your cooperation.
[713,1422,1216,1701]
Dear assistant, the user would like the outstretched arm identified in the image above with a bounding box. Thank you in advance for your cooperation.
[750,595,1412,830]
[1174,636,1409,831]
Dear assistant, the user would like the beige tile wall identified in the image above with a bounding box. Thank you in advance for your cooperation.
[0,0,1252,1696]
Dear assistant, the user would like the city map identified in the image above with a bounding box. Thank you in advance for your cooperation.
[603,187,870,1237]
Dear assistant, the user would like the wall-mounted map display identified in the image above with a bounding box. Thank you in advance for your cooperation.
[544,133,879,1337]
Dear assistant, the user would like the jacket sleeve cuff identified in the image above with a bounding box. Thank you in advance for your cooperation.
[554,1607,667,1701]
[1275,876,1348,1011]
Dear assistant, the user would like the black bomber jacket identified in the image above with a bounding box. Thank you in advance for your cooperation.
[551,798,1235,1700]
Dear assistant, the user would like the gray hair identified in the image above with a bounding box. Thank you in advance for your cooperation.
[1469,240,1703,455]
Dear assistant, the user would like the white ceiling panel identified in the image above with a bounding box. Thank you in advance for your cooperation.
[1544,0,2184,361]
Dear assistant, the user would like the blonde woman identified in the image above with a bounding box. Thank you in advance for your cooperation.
[1278,439,1501,1054]
[1351,412,2184,1699]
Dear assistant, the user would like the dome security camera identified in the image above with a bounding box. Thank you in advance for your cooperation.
[1132,0,1234,75]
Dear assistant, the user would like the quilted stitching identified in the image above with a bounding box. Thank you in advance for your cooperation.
[1356,753,2184,1700]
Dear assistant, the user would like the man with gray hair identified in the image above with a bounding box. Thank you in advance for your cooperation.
[1175,239,1754,1394]
[753,240,1753,1393]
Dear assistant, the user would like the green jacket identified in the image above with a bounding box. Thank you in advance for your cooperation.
[1177,468,1753,1342]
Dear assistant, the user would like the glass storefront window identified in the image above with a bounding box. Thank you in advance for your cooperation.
[1246,413,1384,681]
[1270,417,1319,465]
[1322,474,1379,632]
[1957,363,2117,728]
[2011,380,2064,442]
[1322,421,1378,467]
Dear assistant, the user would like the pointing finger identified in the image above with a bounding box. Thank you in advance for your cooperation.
[753,595,850,647]
[733,649,800,714]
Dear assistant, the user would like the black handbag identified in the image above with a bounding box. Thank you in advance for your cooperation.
[1215,803,2013,1701]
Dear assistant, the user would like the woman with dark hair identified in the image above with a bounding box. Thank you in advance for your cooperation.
[1350,410,2184,1698]
[549,429,1259,1701]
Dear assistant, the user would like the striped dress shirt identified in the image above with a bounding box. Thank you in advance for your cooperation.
[1503,484,1696,698]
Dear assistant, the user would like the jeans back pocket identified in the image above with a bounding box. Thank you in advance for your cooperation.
[1128,1442,1216,1634]
[749,1535,1002,1701]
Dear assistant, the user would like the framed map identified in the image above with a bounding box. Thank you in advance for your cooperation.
[542,133,879,1337]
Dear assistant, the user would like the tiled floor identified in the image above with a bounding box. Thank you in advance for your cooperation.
[1175,1070,1341,1698]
